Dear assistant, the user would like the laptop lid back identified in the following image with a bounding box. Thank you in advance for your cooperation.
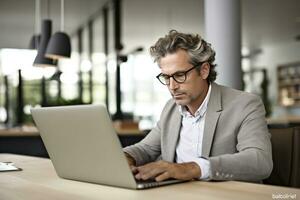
[31,104,137,189]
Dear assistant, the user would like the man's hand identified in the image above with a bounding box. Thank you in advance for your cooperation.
[134,160,201,182]
[124,153,138,173]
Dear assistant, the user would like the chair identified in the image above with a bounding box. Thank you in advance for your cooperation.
[264,126,300,188]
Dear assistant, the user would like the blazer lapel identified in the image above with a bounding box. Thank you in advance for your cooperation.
[167,110,182,162]
[202,83,222,158]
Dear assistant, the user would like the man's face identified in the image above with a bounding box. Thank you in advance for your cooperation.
[159,49,209,111]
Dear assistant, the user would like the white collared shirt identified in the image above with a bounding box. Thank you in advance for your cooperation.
[175,84,211,180]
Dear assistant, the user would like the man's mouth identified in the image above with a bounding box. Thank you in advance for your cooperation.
[173,93,185,98]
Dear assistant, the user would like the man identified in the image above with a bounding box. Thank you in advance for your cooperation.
[123,30,272,182]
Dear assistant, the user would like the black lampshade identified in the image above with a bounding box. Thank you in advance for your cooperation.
[29,34,41,49]
[45,31,71,59]
[33,19,57,67]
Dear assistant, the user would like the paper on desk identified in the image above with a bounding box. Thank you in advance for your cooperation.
[0,162,21,172]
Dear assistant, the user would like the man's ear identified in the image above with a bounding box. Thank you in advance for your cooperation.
[200,62,210,80]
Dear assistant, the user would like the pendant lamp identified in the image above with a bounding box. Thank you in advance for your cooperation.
[29,0,41,49]
[33,19,57,67]
[29,34,41,49]
[45,0,71,59]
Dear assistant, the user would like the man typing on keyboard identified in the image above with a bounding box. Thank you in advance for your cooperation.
[124,30,273,182]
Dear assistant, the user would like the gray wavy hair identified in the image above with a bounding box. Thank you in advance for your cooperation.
[150,30,217,83]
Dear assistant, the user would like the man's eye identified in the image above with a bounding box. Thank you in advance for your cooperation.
[161,74,170,79]
[174,73,185,78]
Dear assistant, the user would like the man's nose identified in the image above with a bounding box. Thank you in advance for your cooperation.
[168,77,179,90]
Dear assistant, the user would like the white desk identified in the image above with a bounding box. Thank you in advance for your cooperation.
[0,154,299,200]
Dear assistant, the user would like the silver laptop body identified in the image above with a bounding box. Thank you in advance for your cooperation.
[31,104,183,189]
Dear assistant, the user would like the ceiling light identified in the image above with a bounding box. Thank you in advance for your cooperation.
[45,0,71,59]
[29,34,41,49]
[33,19,57,67]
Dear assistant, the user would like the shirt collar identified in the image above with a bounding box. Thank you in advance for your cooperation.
[179,84,212,119]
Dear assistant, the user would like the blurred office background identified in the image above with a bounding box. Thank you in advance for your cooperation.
[0,0,300,128]
[0,0,300,187]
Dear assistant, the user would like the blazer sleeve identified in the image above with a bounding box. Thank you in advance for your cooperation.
[123,122,162,166]
[123,100,176,166]
[208,95,273,182]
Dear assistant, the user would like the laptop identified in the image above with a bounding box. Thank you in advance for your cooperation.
[31,104,185,189]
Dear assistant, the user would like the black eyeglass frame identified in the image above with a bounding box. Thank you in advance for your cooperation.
[156,64,202,85]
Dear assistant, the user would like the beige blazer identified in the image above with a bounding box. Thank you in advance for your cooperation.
[124,83,273,182]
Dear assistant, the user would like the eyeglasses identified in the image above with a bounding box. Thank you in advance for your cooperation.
[156,65,199,85]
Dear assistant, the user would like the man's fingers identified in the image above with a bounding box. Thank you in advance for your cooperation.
[130,166,138,174]
[135,163,167,180]
[135,167,162,180]
[155,171,171,182]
